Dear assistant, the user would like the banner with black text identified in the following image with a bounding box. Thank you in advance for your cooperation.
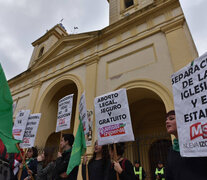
[94,89,134,145]
[12,110,30,141]
[56,94,74,132]
[20,113,41,148]
[172,52,207,157]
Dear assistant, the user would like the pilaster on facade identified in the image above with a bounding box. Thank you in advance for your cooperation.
[161,18,198,72]
[84,55,99,66]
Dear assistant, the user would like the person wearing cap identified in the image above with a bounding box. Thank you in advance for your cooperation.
[133,160,146,180]
[53,134,78,180]
[165,110,207,180]
[155,161,165,180]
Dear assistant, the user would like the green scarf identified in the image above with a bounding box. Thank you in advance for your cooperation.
[173,138,180,152]
[65,148,72,153]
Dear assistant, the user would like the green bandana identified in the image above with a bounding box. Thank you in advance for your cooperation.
[173,138,180,152]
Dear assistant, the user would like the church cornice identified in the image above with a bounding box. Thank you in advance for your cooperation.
[101,0,179,37]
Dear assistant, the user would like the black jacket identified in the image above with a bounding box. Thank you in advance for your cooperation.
[108,159,136,180]
[82,159,110,180]
[21,158,38,180]
[53,149,78,180]
[166,148,207,180]
[36,161,55,180]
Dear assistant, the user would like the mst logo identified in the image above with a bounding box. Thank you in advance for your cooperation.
[190,122,207,140]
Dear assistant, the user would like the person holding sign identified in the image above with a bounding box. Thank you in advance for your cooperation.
[82,140,110,180]
[20,147,38,180]
[53,134,78,180]
[165,110,207,180]
[107,143,136,180]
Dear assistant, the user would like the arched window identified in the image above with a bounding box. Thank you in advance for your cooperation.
[38,47,44,58]
[124,0,134,8]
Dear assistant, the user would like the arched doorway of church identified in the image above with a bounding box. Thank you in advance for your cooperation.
[124,87,171,180]
[35,79,78,153]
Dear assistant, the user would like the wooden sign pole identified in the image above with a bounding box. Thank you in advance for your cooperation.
[17,148,27,180]
[113,144,120,180]
[17,148,34,180]
[85,153,89,180]
[58,131,63,153]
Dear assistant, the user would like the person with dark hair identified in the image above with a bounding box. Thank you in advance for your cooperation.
[165,110,207,180]
[108,142,136,180]
[82,140,110,180]
[133,160,146,180]
[155,161,165,180]
[20,147,38,180]
[53,133,78,180]
[36,147,55,180]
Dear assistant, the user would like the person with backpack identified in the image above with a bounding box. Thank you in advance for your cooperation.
[107,142,136,180]
[82,140,110,180]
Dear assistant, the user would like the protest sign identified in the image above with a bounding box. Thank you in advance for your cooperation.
[172,52,207,157]
[79,92,89,135]
[94,88,134,145]
[20,113,41,148]
[13,110,30,141]
[56,94,74,132]
[86,110,93,146]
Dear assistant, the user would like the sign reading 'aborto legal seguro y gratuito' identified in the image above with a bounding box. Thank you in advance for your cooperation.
[94,88,134,145]
[172,52,207,157]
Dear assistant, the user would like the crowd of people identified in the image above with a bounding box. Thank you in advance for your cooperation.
[1,110,207,180]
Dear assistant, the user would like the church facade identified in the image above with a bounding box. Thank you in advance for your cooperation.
[9,0,198,178]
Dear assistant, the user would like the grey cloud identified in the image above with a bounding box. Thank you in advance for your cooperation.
[180,0,207,55]
[0,0,109,79]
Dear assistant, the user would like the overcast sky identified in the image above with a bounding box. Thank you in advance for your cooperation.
[0,0,207,80]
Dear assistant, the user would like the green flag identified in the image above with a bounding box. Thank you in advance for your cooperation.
[66,116,86,175]
[0,64,20,153]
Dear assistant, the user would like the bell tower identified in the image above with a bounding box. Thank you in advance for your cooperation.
[108,0,154,24]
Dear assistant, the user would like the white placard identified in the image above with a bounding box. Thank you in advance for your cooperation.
[13,110,30,141]
[86,110,93,146]
[172,52,207,157]
[20,113,41,148]
[79,92,88,135]
[56,94,74,132]
[94,88,134,145]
